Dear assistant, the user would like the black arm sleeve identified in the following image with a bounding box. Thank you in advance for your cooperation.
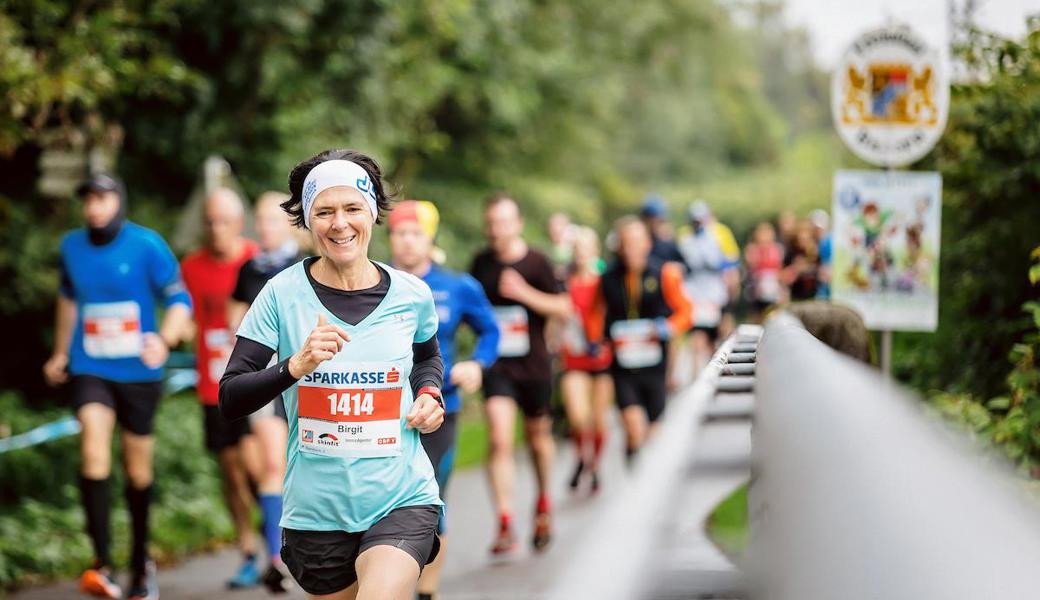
[219,337,298,421]
[410,336,444,398]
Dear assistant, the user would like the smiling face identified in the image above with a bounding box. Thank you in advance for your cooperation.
[308,186,373,267]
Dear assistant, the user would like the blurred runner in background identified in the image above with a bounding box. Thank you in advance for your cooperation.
[44,173,192,600]
[639,194,687,269]
[811,208,833,300]
[744,221,786,322]
[226,191,302,593]
[677,201,730,374]
[181,188,261,589]
[547,211,575,284]
[470,193,570,555]
[389,199,500,600]
[559,227,613,494]
[601,217,692,463]
[782,219,822,301]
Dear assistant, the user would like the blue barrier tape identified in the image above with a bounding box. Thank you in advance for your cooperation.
[0,417,81,454]
[0,366,199,455]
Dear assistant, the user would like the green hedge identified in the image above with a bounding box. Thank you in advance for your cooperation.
[0,391,233,591]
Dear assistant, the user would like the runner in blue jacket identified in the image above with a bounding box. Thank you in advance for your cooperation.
[389,199,500,600]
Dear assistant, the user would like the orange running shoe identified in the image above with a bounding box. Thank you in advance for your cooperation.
[80,566,122,599]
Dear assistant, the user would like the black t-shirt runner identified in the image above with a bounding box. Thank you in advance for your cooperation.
[231,250,306,305]
[470,247,559,382]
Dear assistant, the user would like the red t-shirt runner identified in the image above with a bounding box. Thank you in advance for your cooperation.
[181,242,258,405]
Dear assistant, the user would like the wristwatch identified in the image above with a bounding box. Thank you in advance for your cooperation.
[417,386,445,410]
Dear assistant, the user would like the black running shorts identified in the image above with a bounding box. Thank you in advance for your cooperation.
[280,505,441,596]
[71,375,162,436]
[482,369,552,418]
[613,370,667,423]
[202,404,252,452]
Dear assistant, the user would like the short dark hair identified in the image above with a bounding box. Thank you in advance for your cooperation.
[282,149,393,228]
[484,191,519,212]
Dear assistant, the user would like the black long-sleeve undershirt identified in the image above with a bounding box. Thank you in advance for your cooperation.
[219,336,442,421]
[218,259,443,421]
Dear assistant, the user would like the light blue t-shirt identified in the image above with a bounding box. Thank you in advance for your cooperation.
[236,261,442,532]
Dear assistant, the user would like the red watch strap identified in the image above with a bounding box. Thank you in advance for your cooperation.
[417,386,443,406]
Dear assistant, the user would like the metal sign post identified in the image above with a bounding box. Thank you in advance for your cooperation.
[830,23,949,377]
[880,329,893,376]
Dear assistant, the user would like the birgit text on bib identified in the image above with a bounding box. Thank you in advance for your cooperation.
[296,361,404,458]
[610,319,663,369]
[493,305,530,358]
[83,301,143,359]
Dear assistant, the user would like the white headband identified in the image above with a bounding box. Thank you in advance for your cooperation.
[301,160,379,229]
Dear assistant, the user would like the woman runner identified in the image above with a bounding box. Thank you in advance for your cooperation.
[220,149,446,600]
[559,227,613,493]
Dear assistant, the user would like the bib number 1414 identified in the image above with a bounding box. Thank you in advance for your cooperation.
[328,392,374,417]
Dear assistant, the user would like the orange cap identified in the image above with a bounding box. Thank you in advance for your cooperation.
[388,200,440,240]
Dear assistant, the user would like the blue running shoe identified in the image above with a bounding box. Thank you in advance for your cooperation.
[226,556,261,589]
[126,560,159,600]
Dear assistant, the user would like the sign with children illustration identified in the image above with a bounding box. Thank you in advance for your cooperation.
[831,169,941,331]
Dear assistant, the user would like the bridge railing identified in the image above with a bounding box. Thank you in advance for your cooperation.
[548,325,760,600]
[750,315,1040,599]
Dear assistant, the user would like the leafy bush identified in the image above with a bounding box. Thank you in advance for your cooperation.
[0,391,232,591]
[897,21,1040,398]
[929,248,1040,474]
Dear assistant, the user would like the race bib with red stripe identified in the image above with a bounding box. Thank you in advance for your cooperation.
[82,301,143,359]
[611,319,663,369]
[296,361,404,458]
[493,305,530,358]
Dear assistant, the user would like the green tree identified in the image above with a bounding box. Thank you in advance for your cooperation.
[1,0,788,397]
[898,19,1040,397]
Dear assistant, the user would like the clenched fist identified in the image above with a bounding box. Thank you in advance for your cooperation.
[288,314,352,379]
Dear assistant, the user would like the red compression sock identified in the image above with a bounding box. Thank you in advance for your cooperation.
[592,431,606,465]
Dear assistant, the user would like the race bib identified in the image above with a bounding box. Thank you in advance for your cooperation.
[694,303,722,328]
[756,272,781,303]
[494,305,530,358]
[610,319,662,369]
[297,361,404,458]
[83,302,143,359]
[562,315,588,356]
[204,328,233,384]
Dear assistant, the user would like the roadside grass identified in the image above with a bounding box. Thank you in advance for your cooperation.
[705,483,750,559]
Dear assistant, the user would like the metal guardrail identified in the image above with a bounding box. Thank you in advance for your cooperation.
[548,325,761,600]
[750,316,1040,599]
